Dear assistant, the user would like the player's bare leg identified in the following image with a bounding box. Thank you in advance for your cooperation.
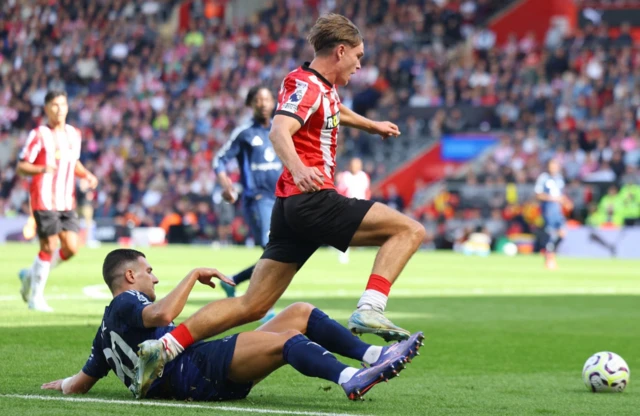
[186,259,298,339]
[256,302,314,334]
[226,331,292,385]
[53,230,79,267]
[347,202,426,341]
[213,303,316,385]
[132,259,298,398]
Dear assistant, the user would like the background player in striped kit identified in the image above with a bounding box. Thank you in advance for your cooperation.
[17,90,98,312]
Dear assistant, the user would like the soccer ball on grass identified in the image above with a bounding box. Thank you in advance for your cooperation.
[582,352,630,393]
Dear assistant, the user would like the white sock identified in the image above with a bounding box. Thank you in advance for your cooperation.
[357,290,388,312]
[50,249,62,269]
[362,346,383,365]
[338,367,359,385]
[159,333,184,361]
[31,256,51,301]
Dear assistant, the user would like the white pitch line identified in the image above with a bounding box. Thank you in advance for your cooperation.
[0,286,638,303]
[0,394,367,416]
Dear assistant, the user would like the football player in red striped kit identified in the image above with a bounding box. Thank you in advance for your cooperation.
[133,14,426,394]
[17,90,98,312]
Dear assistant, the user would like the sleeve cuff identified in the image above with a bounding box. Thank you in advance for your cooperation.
[275,110,304,127]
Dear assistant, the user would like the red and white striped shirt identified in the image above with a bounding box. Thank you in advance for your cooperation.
[19,124,82,211]
[274,62,341,197]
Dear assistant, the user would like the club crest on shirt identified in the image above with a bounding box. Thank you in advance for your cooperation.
[281,79,308,113]
[251,135,264,146]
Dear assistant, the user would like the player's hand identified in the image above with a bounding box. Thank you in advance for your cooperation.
[291,165,324,193]
[42,165,57,174]
[195,268,235,289]
[41,379,64,392]
[561,195,574,211]
[370,121,401,140]
[222,187,238,204]
[86,173,98,189]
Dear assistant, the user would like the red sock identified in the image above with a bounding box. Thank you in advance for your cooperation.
[365,274,391,296]
[169,323,194,349]
[38,251,52,262]
[59,249,69,261]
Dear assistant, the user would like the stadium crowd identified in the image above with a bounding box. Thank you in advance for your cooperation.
[0,0,509,243]
[415,13,640,248]
[1,0,637,246]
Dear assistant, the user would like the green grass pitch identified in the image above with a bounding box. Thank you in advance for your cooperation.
[1,243,639,415]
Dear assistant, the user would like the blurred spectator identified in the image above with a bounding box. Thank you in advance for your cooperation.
[589,185,625,226]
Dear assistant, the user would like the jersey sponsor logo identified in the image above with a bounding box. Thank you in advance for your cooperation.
[281,79,308,113]
[251,135,264,146]
[326,112,340,129]
[250,161,282,171]
[264,147,276,162]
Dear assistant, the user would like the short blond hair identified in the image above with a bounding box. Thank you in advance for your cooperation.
[308,13,363,56]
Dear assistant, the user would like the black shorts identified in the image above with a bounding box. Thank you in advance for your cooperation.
[262,190,374,268]
[33,210,80,239]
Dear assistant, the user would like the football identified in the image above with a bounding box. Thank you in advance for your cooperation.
[582,352,630,393]
[503,242,518,257]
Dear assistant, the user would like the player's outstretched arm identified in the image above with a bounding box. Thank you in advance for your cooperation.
[270,115,324,193]
[16,160,56,176]
[74,161,98,189]
[338,104,400,140]
[41,371,99,395]
[141,268,234,327]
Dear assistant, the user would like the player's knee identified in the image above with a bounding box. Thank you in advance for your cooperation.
[63,245,78,258]
[404,219,426,248]
[243,300,273,322]
[287,302,314,317]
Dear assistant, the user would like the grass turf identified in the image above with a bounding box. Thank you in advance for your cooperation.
[0,243,638,415]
